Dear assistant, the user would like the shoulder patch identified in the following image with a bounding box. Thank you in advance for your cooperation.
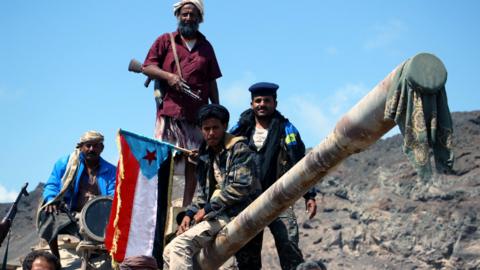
[229,123,240,134]
[284,122,299,146]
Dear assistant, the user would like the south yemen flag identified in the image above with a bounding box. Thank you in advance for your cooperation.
[105,129,173,265]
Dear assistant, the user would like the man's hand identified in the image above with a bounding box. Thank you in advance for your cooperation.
[166,73,182,92]
[305,199,317,219]
[45,204,58,215]
[193,208,206,224]
[186,149,199,165]
[177,216,192,236]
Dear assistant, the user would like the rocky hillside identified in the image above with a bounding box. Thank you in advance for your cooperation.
[261,111,480,269]
[1,111,479,269]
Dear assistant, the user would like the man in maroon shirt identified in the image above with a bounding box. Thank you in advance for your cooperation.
[143,0,222,206]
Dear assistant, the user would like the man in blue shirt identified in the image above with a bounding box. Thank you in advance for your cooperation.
[38,131,116,260]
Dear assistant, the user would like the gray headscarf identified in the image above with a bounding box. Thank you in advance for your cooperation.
[76,130,104,148]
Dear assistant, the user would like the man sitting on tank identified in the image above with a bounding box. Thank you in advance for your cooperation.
[37,131,116,261]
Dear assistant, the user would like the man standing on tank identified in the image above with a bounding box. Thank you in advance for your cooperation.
[142,0,222,206]
[231,82,318,270]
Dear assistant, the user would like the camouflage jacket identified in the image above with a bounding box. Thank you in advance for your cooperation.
[186,133,260,220]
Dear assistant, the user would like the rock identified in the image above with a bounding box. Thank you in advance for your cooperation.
[302,222,313,229]
[441,241,455,258]
[334,189,349,200]
[463,225,477,235]
[332,224,342,230]
[323,207,335,213]
[327,231,343,249]
[313,237,322,245]
[347,232,364,251]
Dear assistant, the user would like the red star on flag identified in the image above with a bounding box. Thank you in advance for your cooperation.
[143,149,157,165]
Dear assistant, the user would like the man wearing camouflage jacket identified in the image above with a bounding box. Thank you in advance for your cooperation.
[163,104,260,270]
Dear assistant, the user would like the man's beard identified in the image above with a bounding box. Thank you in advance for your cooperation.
[85,152,100,163]
[254,109,274,121]
[255,114,273,121]
[178,21,199,39]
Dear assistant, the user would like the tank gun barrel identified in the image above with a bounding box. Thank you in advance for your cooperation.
[196,64,401,269]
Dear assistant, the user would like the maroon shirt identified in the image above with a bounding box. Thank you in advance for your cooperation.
[143,31,222,122]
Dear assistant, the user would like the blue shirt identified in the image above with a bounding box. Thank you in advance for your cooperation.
[43,153,116,210]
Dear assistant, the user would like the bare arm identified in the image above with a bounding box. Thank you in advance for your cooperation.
[305,198,317,219]
[209,80,219,104]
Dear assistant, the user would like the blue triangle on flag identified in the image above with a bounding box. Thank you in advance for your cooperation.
[120,129,171,179]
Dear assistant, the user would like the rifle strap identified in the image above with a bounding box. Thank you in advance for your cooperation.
[1,231,9,270]
[169,32,183,79]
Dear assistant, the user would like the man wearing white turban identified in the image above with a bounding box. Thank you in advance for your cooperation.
[37,130,116,261]
[173,0,204,23]
[143,0,222,207]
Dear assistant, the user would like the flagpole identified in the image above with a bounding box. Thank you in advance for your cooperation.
[157,140,194,155]
[118,129,195,155]
[166,143,193,155]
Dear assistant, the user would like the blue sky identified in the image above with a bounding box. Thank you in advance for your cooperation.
[1,1,479,201]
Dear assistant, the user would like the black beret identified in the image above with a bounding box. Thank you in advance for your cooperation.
[248,82,279,96]
[196,104,230,126]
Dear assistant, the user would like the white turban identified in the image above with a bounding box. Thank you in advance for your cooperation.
[77,130,104,148]
[173,0,204,23]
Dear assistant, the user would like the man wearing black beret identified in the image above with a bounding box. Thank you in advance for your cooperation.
[230,82,317,270]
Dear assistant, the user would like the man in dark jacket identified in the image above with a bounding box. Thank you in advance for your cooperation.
[163,104,259,270]
[230,82,317,270]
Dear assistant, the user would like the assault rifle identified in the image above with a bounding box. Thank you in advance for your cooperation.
[128,59,202,101]
[0,183,29,247]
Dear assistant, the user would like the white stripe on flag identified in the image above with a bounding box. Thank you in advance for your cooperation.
[125,172,159,257]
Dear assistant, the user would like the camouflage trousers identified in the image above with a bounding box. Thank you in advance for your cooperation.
[163,215,237,270]
[235,206,304,270]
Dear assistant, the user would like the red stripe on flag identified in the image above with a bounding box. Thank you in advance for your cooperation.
[104,160,121,249]
[105,134,140,262]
